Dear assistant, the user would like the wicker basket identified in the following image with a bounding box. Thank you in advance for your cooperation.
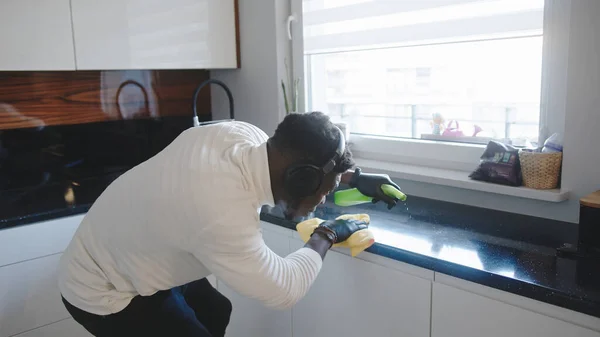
[518,150,562,189]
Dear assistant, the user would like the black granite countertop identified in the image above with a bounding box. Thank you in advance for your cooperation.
[0,117,192,229]
[261,200,600,319]
[0,173,121,229]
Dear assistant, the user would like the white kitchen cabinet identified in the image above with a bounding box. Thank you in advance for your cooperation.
[432,282,600,337]
[217,226,294,337]
[71,0,238,70]
[0,215,83,337]
[0,0,76,70]
[0,214,83,268]
[290,239,432,337]
[12,318,92,337]
[207,274,217,288]
[0,254,70,337]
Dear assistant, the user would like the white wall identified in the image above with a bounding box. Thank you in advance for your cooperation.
[560,0,600,222]
[211,0,600,224]
[210,0,290,136]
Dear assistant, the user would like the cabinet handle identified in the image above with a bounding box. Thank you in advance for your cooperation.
[287,14,297,40]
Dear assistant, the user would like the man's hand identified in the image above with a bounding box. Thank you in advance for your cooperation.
[349,168,402,209]
[305,218,368,260]
[313,218,368,244]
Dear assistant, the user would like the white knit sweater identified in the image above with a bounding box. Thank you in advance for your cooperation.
[58,121,322,315]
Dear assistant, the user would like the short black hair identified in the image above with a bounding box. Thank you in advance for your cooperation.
[270,112,354,173]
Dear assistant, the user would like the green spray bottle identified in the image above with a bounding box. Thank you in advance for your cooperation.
[334,184,407,207]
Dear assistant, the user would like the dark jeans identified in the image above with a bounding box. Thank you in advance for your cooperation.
[62,278,232,337]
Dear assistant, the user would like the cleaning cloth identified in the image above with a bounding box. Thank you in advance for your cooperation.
[296,214,375,257]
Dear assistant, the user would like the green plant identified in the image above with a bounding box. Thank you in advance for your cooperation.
[281,58,300,115]
[281,78,299,115]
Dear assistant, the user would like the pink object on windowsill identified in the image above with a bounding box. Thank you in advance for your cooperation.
[442,120,465,137]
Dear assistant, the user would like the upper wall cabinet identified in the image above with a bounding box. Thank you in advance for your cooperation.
[0,0,76,71]
[70,0,239,70]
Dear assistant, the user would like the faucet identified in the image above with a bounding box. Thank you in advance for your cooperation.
[115,80,150,119]
[192,79,235,127]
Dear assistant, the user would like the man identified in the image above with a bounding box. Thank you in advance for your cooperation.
[58,112,402,337]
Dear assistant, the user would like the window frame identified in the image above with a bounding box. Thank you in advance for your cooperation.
[291,0,570,173]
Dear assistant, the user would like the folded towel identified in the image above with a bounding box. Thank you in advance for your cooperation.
[296,214,375,257]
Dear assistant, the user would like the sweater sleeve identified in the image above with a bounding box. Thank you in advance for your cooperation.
[190,210,323,310]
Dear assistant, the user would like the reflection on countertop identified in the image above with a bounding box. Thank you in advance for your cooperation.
[261,199,600,319]
[0,172,120,228]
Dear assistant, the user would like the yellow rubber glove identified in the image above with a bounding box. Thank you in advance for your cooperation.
[296,214,375,257]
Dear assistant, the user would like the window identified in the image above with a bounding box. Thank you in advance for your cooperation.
[291,0,564,171]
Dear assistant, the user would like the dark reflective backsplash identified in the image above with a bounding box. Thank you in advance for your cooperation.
[0,116,204,227]
[0,69,212,228]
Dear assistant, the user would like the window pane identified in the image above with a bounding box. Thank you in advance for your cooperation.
[304,0,544,38]
[306,36,542,145]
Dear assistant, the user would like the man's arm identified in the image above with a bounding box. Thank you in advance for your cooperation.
[191,210,366,310]
[304,231,332,260]
[191,210,325,310]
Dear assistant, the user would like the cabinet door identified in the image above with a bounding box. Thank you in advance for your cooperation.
[0,254,70,337]
[290,239,431,337]
[432,283,600,337]
[0,214,83,267]
[217,228,293,337]
[71,0,238,70]
[0,0,76,70]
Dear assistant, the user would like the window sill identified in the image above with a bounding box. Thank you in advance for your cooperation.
[354,157,570,203]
